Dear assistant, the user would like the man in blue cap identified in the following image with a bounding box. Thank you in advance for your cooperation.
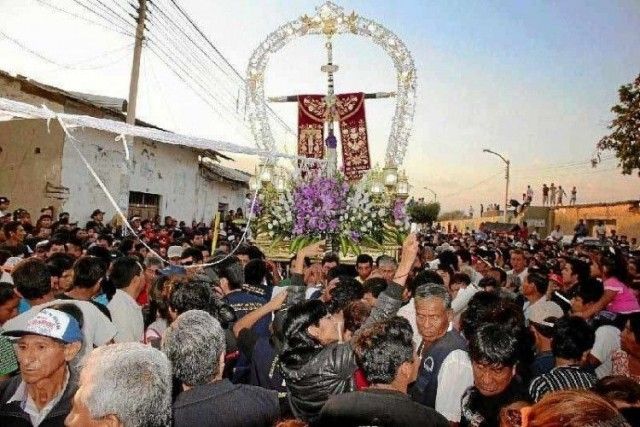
[0,307,83,426]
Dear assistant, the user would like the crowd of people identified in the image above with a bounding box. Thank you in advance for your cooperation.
[0,195,639,426]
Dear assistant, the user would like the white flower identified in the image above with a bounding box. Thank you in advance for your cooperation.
[268,223,273,230]
[273,219,279,226]
[360,226,367,232]
[268,231,275,237]
[378,208,385,217]
[367,220,373,228]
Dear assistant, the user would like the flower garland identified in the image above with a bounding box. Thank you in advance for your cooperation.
[252,174,409,255]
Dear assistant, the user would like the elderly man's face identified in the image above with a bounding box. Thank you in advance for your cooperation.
[16,335,77,385]
[415,298,450,346]
[378,263,397,282]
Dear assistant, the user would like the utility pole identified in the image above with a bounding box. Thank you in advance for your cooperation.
[127,0,147,127]
[504,159,510,223]
[483,148,510,223]
[118,0,146,227]
[423,186,437,202]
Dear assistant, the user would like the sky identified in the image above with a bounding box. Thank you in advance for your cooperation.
[1,0,639,212]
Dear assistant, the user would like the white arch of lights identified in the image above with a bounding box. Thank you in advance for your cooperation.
[245,1,417,167]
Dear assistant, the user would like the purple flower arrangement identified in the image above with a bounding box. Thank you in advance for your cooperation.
[291,176,349,237]
[392,198,407,223]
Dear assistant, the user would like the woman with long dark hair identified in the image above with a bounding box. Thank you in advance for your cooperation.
[279,236,418,422]
[577,249,640,319]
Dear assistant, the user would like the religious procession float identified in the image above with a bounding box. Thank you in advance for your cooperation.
[244,2,417,262]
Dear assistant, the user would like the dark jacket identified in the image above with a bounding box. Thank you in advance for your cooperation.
[280,275,406,421]
[172,379,279,427]
[409,329,467,408]
[0,370,77,427]
[317,388,449,427]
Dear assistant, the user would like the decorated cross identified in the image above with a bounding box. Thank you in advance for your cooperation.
[268,36,394,180]
[246,2,417,179]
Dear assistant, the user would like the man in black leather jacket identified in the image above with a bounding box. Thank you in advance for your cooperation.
[279,235,419,422]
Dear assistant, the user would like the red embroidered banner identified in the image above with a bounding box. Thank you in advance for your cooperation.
[337,92,370,181]
[297,95,326,160]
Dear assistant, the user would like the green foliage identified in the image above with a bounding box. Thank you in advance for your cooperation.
[597,74,640,176]
[407,202,440,224]
[438,210,466,221]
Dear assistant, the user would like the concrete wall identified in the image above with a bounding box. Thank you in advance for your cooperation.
[552,202,640,240]
[439,215,504,233]
[59,127,244,224]
[441,202,640,240]
[0,119,66,216]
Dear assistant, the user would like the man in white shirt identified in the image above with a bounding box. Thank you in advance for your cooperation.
[0,197,9,218]
[522,273,549,322]
[549,225,563,242]
[107,257,145,343]
[571,279,620,378]
[409,284,473,423]
[506,249,528,292]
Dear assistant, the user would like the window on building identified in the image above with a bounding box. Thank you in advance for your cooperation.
[129,191,161,220]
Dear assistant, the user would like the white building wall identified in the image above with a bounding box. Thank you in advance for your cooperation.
[59,128,245,225]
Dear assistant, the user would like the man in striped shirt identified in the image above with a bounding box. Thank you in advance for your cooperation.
[529,316,597,401]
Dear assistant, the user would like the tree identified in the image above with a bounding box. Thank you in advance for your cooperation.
[407,202,440,225]
[597,74,640,176]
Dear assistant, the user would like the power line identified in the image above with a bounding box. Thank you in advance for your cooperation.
[144,7,241,107]
[108,0,137,22]
[144,30,251,132]
[87,0,135,29]
[145,40,254,141]
[438,172,503,199]
[0,29,133,70]
[32,0,134,37]
[69,0,135,36]
[147,0,237,81]
[158,0,295,135]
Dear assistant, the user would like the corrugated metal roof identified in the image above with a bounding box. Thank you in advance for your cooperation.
[201,161,250,184]
[67,90,127,112]
[0,69,231,160]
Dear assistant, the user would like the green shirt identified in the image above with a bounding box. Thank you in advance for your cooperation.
[0,328,18,376]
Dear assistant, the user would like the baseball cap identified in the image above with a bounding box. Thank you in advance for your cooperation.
[0,196,9,204]
[167,245,183,259]
[3,308,83,343]
[529,301,564,327]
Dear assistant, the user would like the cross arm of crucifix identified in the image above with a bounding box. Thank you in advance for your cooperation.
[268,92,396,102]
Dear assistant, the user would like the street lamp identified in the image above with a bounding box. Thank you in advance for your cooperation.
[482,148,510,223]
[382,164,398,189]
[396,170,409,199]
[258,162,274,183]
[423,186,437,202]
